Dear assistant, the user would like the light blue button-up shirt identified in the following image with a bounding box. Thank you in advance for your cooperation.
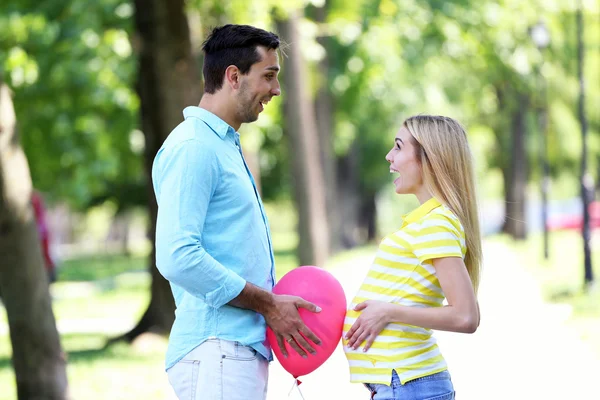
[152,106,276,370]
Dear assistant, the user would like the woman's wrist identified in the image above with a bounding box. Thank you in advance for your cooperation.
[384,302,398,324]
[386,302,403,324]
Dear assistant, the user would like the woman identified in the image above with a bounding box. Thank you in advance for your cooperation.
[343,115,482,400]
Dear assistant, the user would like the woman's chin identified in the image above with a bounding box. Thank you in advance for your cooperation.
[394,185,413,195]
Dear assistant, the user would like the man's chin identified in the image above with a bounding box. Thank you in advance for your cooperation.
[244,114,259,123]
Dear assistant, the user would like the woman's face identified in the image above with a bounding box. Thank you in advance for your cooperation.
[385,126,423,195]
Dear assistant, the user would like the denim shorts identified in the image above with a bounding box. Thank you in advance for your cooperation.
[364,370,455,400]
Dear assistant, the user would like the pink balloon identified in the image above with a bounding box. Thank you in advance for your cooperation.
[267,266,347,378]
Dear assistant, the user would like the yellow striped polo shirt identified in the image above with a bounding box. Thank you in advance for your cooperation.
[343,197,466,385]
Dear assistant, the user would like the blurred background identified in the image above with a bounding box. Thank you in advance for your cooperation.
[0,0,598,399]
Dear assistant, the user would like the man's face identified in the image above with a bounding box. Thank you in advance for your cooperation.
[236,46,281,124]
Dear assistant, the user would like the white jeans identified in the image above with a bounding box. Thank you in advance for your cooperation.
[167,338,268,400]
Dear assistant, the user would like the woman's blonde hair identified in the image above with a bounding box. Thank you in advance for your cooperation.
[404,115,482,295]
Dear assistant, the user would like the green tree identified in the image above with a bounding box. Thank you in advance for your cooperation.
[0,0,141,211]
[276,9,330,267]
[117,0,202,341]
[0,81,68,400]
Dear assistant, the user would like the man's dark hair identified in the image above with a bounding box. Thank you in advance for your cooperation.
[202,24,280,94]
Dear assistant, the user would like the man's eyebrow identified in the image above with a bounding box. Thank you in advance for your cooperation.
[265,66,280,72]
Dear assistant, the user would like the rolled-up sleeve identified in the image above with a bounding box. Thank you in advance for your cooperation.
[152,138,246,308]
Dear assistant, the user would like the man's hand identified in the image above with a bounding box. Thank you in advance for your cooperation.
[228,283,323,357]
[345,300,391,352]
[263,294,322,358]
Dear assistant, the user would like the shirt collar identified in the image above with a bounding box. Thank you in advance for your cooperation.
[183,106,234,140]
[402,197,441,226]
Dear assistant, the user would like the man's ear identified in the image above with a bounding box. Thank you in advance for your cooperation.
[224,65,241,90]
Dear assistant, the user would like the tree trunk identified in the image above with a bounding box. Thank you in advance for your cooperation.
[337,143,361,248]
[360,191,378,242]
[277,12,330,267]
[0,83,68,399]
[118,0,201,342]
[576,0,593,286]
[502,93,529,240]
[313,4,339,253]
[592,155,600,201]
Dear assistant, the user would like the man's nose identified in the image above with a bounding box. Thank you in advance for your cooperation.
[271,82,281,96]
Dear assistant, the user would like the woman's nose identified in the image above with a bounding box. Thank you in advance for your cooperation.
[385,151,392,163]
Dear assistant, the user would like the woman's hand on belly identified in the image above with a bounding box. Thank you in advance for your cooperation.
[345,300,392,352]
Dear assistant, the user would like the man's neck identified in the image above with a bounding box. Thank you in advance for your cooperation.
[198,94,240,131]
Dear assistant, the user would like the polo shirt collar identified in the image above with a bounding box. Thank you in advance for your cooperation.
[402,197,441,226]
[183,106,233,139]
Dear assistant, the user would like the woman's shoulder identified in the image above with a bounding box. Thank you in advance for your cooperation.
[420,204,464,235]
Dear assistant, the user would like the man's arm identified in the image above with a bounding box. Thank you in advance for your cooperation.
[154,139,245,308]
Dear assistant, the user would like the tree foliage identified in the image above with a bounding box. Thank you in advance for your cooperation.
[0,0,140,210]
[1,0,598,224]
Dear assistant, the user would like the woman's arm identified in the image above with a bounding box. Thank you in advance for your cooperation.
[389,256,479,332]
[346,256,479,351]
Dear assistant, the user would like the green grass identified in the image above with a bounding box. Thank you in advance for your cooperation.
[0,255,156,400]
[57,254,147,282]
[0,333,171,400]
[488,230,600,357]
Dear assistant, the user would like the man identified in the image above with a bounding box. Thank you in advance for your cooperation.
[152,24,321,400]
